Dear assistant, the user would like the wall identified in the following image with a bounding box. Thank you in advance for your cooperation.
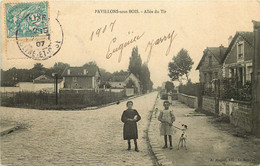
[0,87,20,93]
[125,88,134,96]
[219,100,252,132]
[18,82,34,92]
[202,96,216,114]
[177,93,198,108]
[34,82,63,93]
[64,77,93,89]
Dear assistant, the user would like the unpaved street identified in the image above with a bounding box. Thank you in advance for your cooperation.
[0,92,158,166]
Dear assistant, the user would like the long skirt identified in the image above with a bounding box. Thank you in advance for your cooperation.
[123,121,138,140]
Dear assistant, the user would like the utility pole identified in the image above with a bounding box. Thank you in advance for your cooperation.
[52,73,58,105]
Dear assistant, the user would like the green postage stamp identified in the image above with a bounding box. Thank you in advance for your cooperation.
[5,2,49,38]
[2,0,63,61]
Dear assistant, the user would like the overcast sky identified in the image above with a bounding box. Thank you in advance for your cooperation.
[2,1,260,87]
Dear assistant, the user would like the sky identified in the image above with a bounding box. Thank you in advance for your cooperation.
[1,0,260,87]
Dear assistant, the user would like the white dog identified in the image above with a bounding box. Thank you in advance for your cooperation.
[177,124,187,150]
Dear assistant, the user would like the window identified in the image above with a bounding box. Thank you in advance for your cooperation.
[209,56,212,66]
[246,66,253,82]
[229,68,235,78]
[73,77,77,82]
[204,73,207,83]
[237,41,244,60]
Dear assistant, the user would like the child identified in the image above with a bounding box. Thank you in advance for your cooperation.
[121,101,141,152]
[158,100,176,149]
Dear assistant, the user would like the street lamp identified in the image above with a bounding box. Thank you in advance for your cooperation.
[52,73,58,105]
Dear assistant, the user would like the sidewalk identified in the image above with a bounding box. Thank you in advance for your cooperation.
[0,119,19,136]
[148,98,260,166]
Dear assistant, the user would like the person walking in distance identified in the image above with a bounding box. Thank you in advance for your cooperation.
[121,101,141,152]
[158,100,176,149]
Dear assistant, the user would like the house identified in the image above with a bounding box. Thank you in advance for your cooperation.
[61,66,101,92]
[196,45,227,89]
[222,31,254,86]
[16,75,63,93]
[109,73,141,94]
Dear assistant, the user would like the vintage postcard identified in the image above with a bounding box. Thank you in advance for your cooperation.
[1,0,260,165]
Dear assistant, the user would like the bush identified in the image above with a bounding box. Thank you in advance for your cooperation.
[221,78,251,101]
[161,93,168,100]
[1,91,127,109]
[178,82,197,96]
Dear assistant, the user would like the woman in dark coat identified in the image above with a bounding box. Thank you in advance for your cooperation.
[121,101,141,152]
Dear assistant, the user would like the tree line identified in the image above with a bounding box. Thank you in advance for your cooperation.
[1,46,153,94]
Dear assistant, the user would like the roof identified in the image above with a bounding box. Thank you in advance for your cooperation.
[221,31,254,63]
[61,66,100,77]
[110,73,129,82]
[109,82,126,88]
[33,75,62,83]
[196,46,227,70]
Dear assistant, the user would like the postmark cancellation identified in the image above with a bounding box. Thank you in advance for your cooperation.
[1,0,63,60]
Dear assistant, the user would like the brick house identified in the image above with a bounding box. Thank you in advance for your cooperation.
[196,45,227,89]
[61,66,101,91]
[222,31,254,86]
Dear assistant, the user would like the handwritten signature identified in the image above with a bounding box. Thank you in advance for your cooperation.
[90,20,176,62]
[145,30,177,62]
[106,32,145,62]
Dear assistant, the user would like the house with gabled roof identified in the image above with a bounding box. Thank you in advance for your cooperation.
[109,72,141,94]
[222,31,254,86]
[196,45,227,88]
[61,66,101,91]
[16,75,63,93]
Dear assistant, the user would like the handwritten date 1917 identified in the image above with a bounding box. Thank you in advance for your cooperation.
[90,20,116,41]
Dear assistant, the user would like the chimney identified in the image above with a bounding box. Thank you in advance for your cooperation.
[228,36,233,45]
[219,44,224,55]
[68,69,70,75]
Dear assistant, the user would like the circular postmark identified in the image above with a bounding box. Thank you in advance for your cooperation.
[15,13,64,60]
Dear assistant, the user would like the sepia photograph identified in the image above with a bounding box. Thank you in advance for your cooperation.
[1,0,260,165]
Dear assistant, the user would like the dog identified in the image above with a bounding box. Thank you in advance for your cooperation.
[177,124,187,150]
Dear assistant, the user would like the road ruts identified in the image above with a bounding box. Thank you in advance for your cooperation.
[0,92,158,166]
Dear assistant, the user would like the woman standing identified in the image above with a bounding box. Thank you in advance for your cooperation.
[121,101,141,152]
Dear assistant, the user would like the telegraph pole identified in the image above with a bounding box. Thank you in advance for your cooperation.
[52,73,58,105]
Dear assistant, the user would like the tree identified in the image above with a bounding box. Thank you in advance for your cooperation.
[165,81,174,93]
[140,63,153,93]
[31,63,46,79]
[128,46,142,79]
[99,68,113,87]
[46,62,70,78]
[168,48,194,82]
[83,61,98,68]
[128,46,154,93]
[33,63,44,70]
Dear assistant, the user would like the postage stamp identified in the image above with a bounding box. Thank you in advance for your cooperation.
[2,1,63,61]
[5,2,49,38]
